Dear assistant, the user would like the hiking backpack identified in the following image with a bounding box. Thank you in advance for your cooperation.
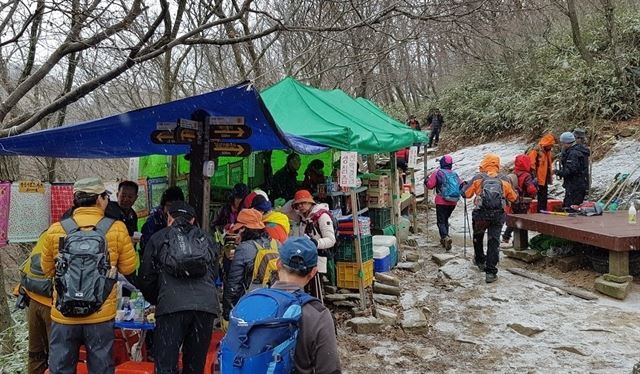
[159,224,212,278]
[478,175,505,210]
[438,169,461,202]
[54,217,115,317]
[306,209,340,247]
[251,239,280,287]
[219,288,318,374]
[20,233,53,298]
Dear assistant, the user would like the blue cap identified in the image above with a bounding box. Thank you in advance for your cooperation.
[279,237,318,274]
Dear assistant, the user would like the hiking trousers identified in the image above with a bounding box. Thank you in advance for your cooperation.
[537,185,548,212]
[563,186,587,208]
[435,204,456,239]
[472,210,505,275]
[28,300,51,374]
[49,320,114,374]
[154,310,215,374]
[428,126,441,147]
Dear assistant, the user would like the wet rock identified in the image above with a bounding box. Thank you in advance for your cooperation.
[401,308,429,333]
[502,248,542,263]
[595,276,632,300]
[373,283,401,296]
[334,300,357,308]
[439,260,470,280]
[508,323,545,337]
[553,346,588,356]
[347,316,385,334]
[324,294,348,302]
[432,253,457,266]
[397,261,422,273]
[374,273,400,287]
[324,286,338,294]
[375,306,398,324]
[405,251,420,262]
[373,294,400,306]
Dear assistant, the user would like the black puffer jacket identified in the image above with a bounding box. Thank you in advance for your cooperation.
[222,236,273,319]
[557,144,590,189]
[136,222,220,317]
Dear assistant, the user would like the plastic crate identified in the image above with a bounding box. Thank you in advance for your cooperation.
[335,235,373,262]
[374,255,392,273]
[369,208,392,230]
[337,260,374,289]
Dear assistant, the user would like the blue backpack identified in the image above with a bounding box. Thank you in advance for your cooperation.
[219,288,317,373]
[438,169,461,202]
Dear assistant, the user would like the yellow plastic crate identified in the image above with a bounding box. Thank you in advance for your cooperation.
[337,260,374,290]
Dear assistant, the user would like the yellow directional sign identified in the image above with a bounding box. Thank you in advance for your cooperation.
[211,142,251,157]
[150,130,177,144]
[176,127,198,143]
[210,125,251,140]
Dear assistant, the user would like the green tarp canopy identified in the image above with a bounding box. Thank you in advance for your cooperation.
[261,77,427,154]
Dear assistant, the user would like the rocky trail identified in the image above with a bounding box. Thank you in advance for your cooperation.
[335,208,640,373]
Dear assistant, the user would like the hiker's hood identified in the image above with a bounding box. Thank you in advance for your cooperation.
[439,154,453,170]
[264,211,291,234]
[573,143,591,157]
[539,133,556,148]
[479,154,501,176]
[514,154,531,173]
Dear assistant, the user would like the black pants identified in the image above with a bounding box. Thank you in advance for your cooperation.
[563,186,587,208]
[154,311,215,374]
[502,202,529,241]
[436,204,456,239]
[49,320,114,374]
[536,185,548,212]
[472,210,504,275]
[428,126,441,147]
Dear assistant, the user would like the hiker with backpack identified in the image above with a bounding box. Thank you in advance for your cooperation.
[426,154,462,251]
[222,208,280,330]
[293,189,337,290]
[137,201,220,374]
[243,190,291,244]
[555,132,591,208]
[41,177,136,374]
[427,108,444,148]
[462,155,518,283]
[527,134,556,212]
[219,236,341,374]
[502,154,538,244]
[140,186,185,251]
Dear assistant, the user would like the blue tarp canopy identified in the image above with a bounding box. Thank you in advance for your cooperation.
[0,83,326,158]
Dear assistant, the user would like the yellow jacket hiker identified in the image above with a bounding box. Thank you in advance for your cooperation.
[41,206,137,324]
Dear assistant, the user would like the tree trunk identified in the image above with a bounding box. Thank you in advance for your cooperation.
[601,0,624,83]
[566,0,593,65]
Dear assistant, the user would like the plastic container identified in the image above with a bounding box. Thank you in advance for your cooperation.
[369,208,392,230]
[629,203,637,224]
[336,260,374,289]
[335,235,373,262]
[374,255,392,273]
[130,291,145,323]
[389,245,398,267]
[373,246,390,259]
[373,235,397,248]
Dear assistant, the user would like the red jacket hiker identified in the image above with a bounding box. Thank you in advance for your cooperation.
[514,154,538,199]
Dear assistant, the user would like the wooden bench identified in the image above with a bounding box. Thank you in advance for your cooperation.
[506,211,640,299]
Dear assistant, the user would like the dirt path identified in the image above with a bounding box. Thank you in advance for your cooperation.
[337,209,640,373]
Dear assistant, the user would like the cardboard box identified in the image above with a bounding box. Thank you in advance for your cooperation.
[363,174,390,190]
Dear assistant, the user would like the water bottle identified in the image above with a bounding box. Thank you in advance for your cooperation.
[629,203,637,224]
[131,291,145,323]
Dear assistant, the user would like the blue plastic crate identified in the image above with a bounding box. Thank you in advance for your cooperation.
[374,255,392,273]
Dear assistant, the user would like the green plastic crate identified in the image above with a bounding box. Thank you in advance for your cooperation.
[369,208,392,230]
[335,235,373,262]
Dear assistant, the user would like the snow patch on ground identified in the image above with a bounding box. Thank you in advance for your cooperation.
[591,140,640,193]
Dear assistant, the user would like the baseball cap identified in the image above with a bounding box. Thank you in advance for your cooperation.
[74,177,110,195]
[230,208,265,232]
[167,201,196,220]
[279,237,318,274]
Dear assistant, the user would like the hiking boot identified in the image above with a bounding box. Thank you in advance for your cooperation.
[443,236,453,251]
[440,238,446,248]
[485,273,497,283]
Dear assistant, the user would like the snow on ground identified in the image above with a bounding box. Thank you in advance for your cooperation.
[591,140,640,193]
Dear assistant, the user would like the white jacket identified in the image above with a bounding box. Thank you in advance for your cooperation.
[296,203,336,251]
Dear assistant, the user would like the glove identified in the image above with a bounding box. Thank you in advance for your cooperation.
[221,318,229,333]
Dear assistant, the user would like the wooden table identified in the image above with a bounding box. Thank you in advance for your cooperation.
[506,212,640,299]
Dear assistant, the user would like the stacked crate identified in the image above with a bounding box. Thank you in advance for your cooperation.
[363,174,391,208]
[335,235,374,289]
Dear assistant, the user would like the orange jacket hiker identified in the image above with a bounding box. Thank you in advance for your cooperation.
[528,134,556,186]
[463,154,518,204]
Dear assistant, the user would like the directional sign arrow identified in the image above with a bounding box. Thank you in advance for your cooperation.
[210,142,251,157]
[176,127,198,143]
[210,125,252,140]
[150,130,177,144]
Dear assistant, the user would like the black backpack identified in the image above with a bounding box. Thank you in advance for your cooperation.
[55,217,115,317]
[158,224,212,278]
[478,175,505,210]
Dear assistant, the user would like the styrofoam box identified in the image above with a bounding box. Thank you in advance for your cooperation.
[373,245,390,259]
[373,235,397,248]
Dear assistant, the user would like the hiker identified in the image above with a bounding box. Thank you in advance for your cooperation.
[302,159,325,193]
[222,208,279,328]
[211,183,249,232]
[462,154,518,283]
[140,186,185,251]
[243,191,291,244]
[573,128,587,144]
[272,153,302,201]
[425,154,462,251]
[116,180,139,237]
[219,237,341,373]
[527,133,556,212]
[137,201,219,374]
[427,108,444,148]
[502,154,538,244]
[555,132,591,208]
[407,114,421,130]
[293,189,337,288]
[41,177,136,373]
[14,232,53,374]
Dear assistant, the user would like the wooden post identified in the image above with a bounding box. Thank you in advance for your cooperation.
[187,110,211,233]
[410,168,417,232]
[350,189,367,309]
[168,155,178,187]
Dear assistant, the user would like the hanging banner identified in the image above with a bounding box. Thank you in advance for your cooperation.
[128,158,140,181]
[19,181,45,193]
[408,146,418,168]
[339,151,358,187]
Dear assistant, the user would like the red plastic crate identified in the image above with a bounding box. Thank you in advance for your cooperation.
[115,361,154,373]
[528,199,563,213]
